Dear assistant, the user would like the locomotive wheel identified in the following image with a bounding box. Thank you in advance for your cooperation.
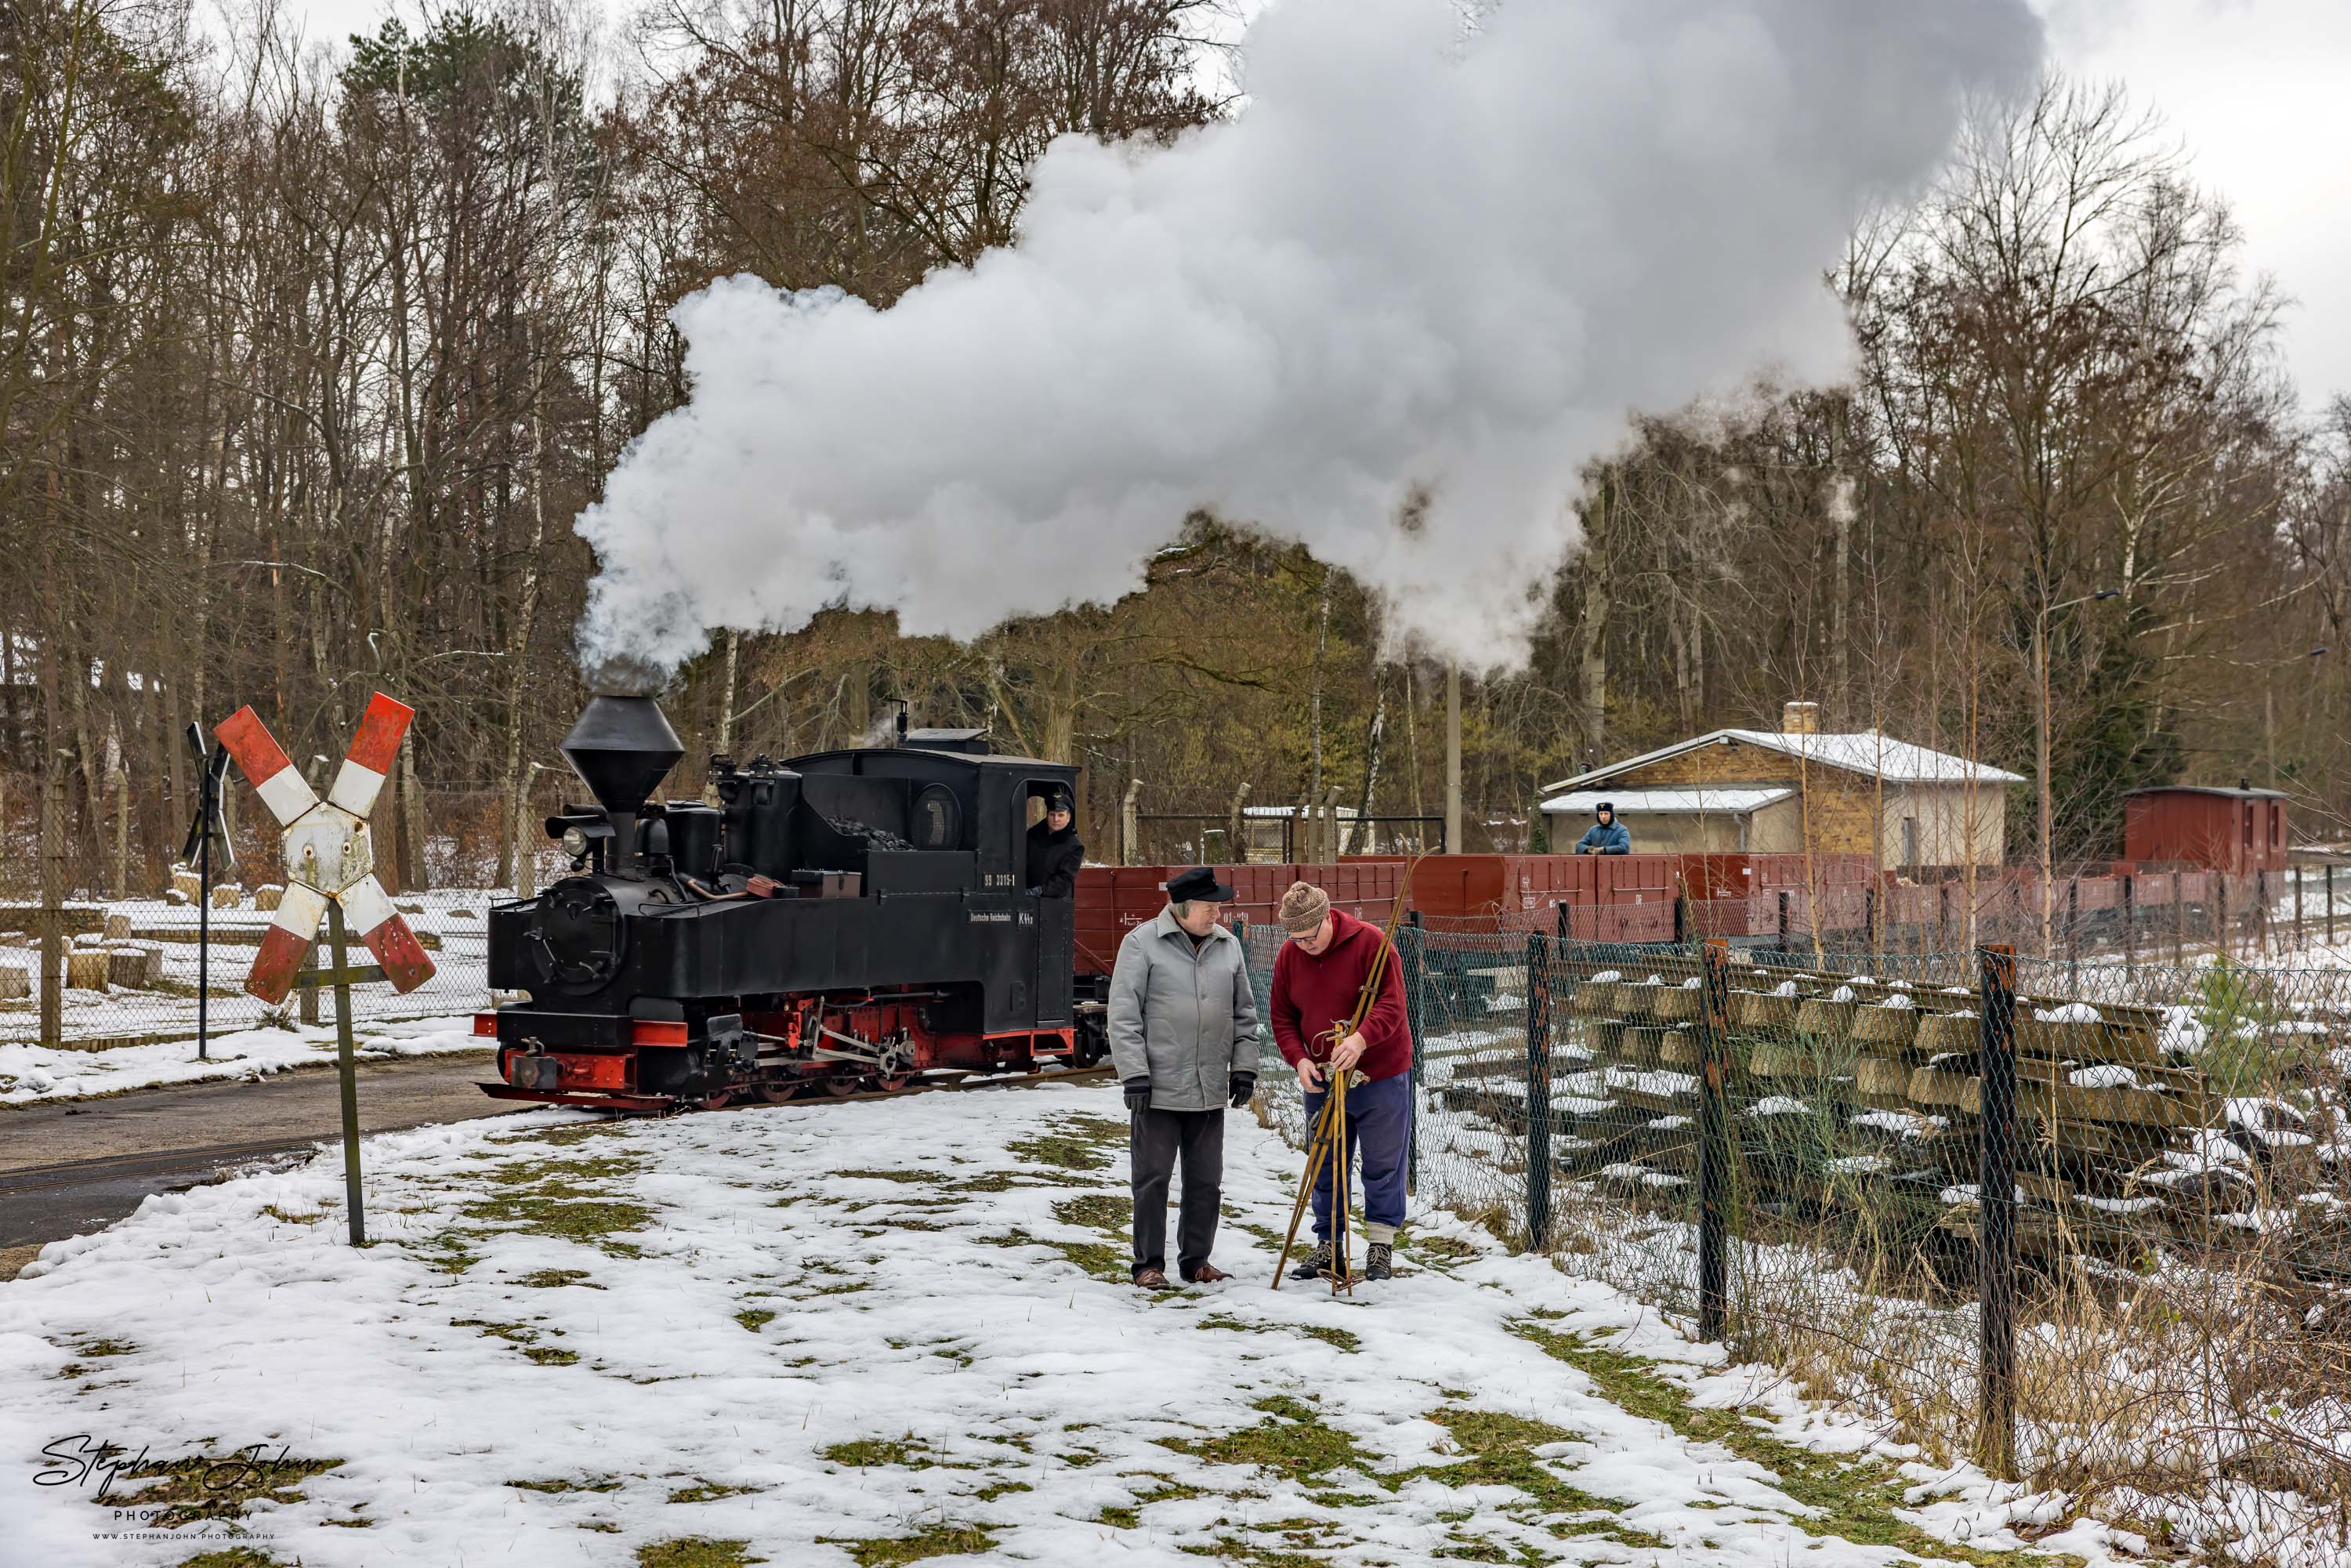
[820,1077,860,1098]
[758,1082,804,1105]
[871,1072,915,1094]
[698,1090,737,1110]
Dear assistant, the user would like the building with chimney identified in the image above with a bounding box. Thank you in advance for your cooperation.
[1540,702,2020,870]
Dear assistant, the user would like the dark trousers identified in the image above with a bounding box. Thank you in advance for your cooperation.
[1129,1106,1225,1277]
[1303,1070,1412,1241]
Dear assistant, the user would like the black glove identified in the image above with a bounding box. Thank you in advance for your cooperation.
[1229,1073,1256,1110]
[1123,1077,1152,1114]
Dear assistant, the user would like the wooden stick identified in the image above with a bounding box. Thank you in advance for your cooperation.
[1271,1091,1342,1291]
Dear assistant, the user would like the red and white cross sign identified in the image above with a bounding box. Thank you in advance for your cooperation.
[213,693,437,1003]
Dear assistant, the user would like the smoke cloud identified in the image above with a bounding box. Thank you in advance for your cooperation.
[577,0,2041,675]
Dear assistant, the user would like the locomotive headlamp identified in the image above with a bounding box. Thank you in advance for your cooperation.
[561,826,589,859]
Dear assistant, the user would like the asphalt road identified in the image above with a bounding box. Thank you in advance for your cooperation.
[0,1052,511,1279]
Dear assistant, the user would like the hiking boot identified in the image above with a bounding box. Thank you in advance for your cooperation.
[1183,1262,1230,1284]
[1133,1268,1173,1291]
[1364,1243,1393,1282]
[1289,1240,1332,1280]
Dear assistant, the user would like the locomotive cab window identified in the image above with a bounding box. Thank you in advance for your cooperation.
[910,783,962,850]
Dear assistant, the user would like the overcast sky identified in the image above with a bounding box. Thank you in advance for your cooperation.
[280,0,2351,405]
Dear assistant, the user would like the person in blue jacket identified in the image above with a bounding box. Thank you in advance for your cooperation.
[1573,802,1631,855]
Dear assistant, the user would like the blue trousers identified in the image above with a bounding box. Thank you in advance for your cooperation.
[1302,1070,1412,1240]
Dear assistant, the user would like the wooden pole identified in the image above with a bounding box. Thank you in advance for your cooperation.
[110,764,129,899]
[2122,874,2135,971]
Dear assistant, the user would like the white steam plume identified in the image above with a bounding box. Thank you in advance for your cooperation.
[578,0,2040,676]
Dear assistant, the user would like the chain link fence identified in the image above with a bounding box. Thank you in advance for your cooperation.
[1242,922,2351,1558]
[0,775,556,1057]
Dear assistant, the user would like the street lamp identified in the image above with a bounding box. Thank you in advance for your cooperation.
[2037,587,2119,959]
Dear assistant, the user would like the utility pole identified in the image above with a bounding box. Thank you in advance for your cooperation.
[1444,663,1462,856]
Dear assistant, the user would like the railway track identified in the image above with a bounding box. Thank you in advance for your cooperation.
[772,1062,1116,1106]
[480,1061,1117,1114]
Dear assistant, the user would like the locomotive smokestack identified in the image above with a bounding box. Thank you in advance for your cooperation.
[562,694,686,866]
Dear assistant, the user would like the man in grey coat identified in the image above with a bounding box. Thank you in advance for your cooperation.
[1107,865,1261,1289]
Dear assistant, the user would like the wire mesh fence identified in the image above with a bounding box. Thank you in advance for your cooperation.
[0,776,559,1057]
[1241,922,2351,1555]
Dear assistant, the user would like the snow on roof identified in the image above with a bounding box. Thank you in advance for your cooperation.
[1541,788,1793,816]
[1543,729,2023,794]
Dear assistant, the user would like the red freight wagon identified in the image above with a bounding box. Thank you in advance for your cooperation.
[2125,785,2290,875]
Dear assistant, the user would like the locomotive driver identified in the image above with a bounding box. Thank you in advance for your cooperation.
[1025,787,1085,897]
[1106,866,1261,1290]
[1270,880,1411,1284]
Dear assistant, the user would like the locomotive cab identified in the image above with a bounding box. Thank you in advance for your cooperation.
[481,693,1097,1110]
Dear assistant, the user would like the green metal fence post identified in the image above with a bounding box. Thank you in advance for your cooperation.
[1523,929,1552,1251]
[1698,936,1731,1341]
[1976,942,2019,1481]
[1404,911,1423,1195]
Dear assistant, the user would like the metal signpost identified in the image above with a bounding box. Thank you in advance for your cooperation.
[178,726,235,1062]
[214,693,437,1245]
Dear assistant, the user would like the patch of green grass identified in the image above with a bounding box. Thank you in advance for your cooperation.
[961,1168,1103,1192]
[1052,1193,1132,1233]
[1413,1235,1480,1263]
[531,1118,636,1147]
[1098,1503,1141,1528]
[1007,1112,1127,1172]
[524,1346,580,1366]
[636,1539,763,1568]
[107,1450,342,1530]
[260,1204,321,1226]
[667,1479,761,1504]
[510,1476,625,1495]
[973,1479,1032,1501]
[1507,1320,2069,1566]
[1404,1407,1654,1549]
[817,1524,998,1567]
[408,1233,484,1276]
[835,1168,933,1183]
[736,1308,776,1332]
[460,1153,654,1257]
[516,1268,600,1289]
[978,1228,1128,1281]
[820,1436,945,1470]
[1176,1541,1326,1567]
[1194,1313,1360,1354]
[78,1338,137,1357]
[173,1552,284,1568]
[1161,1395,1381,1483]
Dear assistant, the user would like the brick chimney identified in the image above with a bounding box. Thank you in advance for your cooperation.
[1781,701,1820,735]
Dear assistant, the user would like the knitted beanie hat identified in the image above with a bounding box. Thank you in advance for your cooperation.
[1277,881,1331,934]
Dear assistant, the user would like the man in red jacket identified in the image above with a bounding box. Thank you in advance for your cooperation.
[1269,880,1412,1283]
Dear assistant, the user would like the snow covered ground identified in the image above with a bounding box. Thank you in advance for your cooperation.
[0,1078,2124,1568]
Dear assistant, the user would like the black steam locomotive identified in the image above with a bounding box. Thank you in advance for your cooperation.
[476,693,1105,1110]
